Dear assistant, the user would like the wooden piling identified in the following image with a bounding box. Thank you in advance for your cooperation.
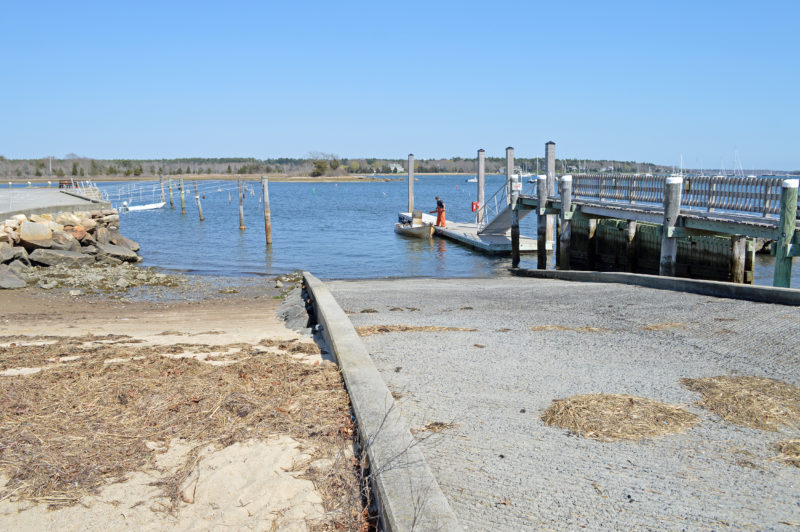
[558,175,572,270]
[168,178,174,209]
[773,179,798,287]
[659,176,683,276]
[587,218,598,270]
[262,176,272,245]
[729,235,746,283]
[745,238,755,284]
[193,180,204,221]
[505,147,514,205]
[408,154,414,212]
[625,221,638,272]
[159,176,165,203]
[537,176,547,269]
[545,141,556,243]
[238,178,246,230]
[179,177,186,215]
[477,149,485,225]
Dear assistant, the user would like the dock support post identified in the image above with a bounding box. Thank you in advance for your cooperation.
[773,178,798,287]
[407,154,414,212]
[179,177,186,214]
[505,147,514,205]
[587,219,598,269]
[159,176,165,203]
[730,235,746,283]
[511,190,520,268]
[659,176,683,277]
[537,175,547,269]
[477,149,485,225]
[625,221,638,272]
[545,141,556,242]
[745,238,755,284]
[168,177,174,209]
[262,176,272,245]
[238,178,246,230]
[193,180,204,221]
[558,175,572,270]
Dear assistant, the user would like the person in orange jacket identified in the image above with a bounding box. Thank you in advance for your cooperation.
[430,196,446,228]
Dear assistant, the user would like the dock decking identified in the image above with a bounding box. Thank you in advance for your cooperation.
[398,212,550,255]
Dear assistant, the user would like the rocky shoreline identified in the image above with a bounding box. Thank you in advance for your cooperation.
[0,208,144,290]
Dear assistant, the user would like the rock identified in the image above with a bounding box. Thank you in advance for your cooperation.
[80,245,98,255]
[47,221,65,232]
[80,218,97,231]
[136,273,147,281]
[90,210,103,219]
[155,273,167,279]
[95,254,123,266]
[0,242,14,263]
[101,214,120,224]
[0,264,26,289]
[51,230,82,252]
[6,230,20,245]
[18,221,53,250]
[9,246,30,266]
[38,279,58,289]
[68,225,87,241]
[29,248,95,268]
[69,289,82,296]
[94,226,110,244]
[30,213,54,223]
[109,231,140,251]
[275,280,284,288]
[56,213,82,226]
[101,209,117,216]
[0,232,10,245]
[4,220,19,230]
[11,214,27,224]
[7,259,31,275]
[80,232,96,246]
[95,242,139,263]
[116,278,130,289]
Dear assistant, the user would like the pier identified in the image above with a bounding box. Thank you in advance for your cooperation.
[0,183,110,219]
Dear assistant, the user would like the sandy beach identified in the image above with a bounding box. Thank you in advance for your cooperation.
[0,280,362,531]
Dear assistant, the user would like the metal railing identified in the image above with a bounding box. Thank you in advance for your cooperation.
[475,182,508,231]
[569,174,786,218]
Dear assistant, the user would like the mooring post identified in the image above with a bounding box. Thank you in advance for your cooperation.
[587,219,598,269]
[545,141,556,243]
[179,177,186,214]
[477,149,485,225]
[537,175,547,269]
[407,154,414,213]
[505,147,514,205]
[773,178,798,287]
[558,175,572,270]
[745,238,755,284]
[193,180,204,221]
[159,176,165,203]
[262,176,272,245]
[168,177,174,209]
[659,176,683,277]
[625,221,638,272]
[511,186,520,268]
[729,235,746,283]
[238,178,246,230]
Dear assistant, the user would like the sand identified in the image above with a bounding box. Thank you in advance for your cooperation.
[0,285,358,531]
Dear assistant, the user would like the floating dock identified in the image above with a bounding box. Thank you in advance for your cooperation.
[398,212,549,255]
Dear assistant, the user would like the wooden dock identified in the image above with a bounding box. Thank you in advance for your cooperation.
[397,212,548,255]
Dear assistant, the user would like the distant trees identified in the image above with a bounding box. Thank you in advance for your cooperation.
[71,162,79,176]
[310,160,327,177]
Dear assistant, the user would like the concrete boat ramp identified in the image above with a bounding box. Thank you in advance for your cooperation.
[307,273,800,530]
[0,188,110,219]
[398,211,550,255]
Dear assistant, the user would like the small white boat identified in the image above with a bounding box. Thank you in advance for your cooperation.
[465,177,477,183]
[121,201,165,212]
[394,222,435,238]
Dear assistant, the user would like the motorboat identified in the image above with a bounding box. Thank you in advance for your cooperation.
[465,177,477,183]
[121,201,166,212]
[394,221,435,238]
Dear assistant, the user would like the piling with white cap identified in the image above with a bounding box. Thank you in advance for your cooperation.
[659,176,683,277]
[773,178,798,287]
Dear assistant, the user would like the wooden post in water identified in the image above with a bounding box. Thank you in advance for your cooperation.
[625,221,638,272]
[407,154,414,213]
[238,178,246,230]
[545,141,556,242]
[587,218,598,269]
[745,238,755,284]
[168,177,174,208]
[537,175,547,269]
[773,178,798,287]
[659,176,683,276]
[193,180,204,221]
[729,235,746,283]
[558,175,572,270]
[262,176,272,245]
[179,177,186,214]
[505,147,514,205]
[477,149,485,225]
[159,176,165,203]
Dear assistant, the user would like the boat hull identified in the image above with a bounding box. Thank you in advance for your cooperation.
[394,223,435,239]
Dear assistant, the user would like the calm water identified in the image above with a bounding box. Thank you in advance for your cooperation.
[97,176,791,284]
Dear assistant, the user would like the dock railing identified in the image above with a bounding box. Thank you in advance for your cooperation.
[475,181,508,230]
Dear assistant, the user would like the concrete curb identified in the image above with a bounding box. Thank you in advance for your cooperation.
[513,268,800,306]
[303,272,462,532]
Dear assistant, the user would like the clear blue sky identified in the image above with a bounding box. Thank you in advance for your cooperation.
[1,0,797,169]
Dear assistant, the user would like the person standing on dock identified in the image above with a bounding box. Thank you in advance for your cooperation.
[430,196,446,228]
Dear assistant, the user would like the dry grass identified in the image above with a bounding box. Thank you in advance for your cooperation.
[354,325,477,337]
[541,394,698,442]
[0,340,363,530]
[681,376,800,431]
[775,439,800,467]
[530,325,611,333]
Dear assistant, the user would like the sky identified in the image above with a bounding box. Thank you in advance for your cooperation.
[1,0,798,169]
